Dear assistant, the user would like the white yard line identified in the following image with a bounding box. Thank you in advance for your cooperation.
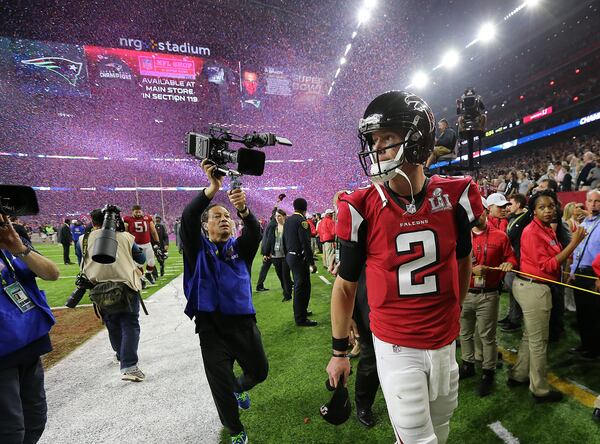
[488,421,520,444]
[319,275,332,285]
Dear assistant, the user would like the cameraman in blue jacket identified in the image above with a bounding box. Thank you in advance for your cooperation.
[0,213,60,444]
[181,160,268,444]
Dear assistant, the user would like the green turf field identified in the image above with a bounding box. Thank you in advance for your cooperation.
[33,243,183,308]
[33,243,600,443]
[229,256,600,444]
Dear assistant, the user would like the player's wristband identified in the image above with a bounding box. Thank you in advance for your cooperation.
[237,207,249,217]
[332,336,349,352]
[332,353,349,358]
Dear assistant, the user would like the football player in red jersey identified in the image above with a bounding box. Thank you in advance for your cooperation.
[123,205,160,285]
[326,91,484,444]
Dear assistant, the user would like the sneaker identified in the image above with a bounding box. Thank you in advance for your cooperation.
[459,361,475,380]
[296,319,318,327]
[282,297,292,302]
[122,367,145,382]
[501,322,521,332]
[234,391,251,410]
[231,431,248,444]
[533,390,563,404]
[112,354,120,365]
[255,286,269,292]
[145,272,156,285]
[141,278,147,290]
[593,407,600,423]
[478,370,495,397]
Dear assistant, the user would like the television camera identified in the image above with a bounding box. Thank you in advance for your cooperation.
[185,126,292,188]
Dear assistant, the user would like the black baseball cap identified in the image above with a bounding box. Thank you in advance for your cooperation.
[320,377,351,425]
[293,198,308,212]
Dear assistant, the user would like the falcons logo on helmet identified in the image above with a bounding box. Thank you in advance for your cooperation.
[21,57,83,86]
[404,94,435,133]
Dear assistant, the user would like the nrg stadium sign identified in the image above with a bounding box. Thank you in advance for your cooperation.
[119,37,211,56]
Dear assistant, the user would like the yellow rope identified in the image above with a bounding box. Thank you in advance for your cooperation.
[488,267,600,296]
[561,270,597,280]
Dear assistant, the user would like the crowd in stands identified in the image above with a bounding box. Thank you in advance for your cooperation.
[0,2,597,237]
[476,132,600,197]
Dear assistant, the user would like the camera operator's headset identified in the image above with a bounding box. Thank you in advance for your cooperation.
[80,231,149,317]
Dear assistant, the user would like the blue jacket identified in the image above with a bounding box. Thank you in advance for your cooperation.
[70,224,86,243]
[181,190,261,318]
[0,242,55,359]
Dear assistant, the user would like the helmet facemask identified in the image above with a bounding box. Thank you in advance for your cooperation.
[358,119,425,184]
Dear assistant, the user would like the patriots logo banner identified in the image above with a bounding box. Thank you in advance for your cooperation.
[7,37,91,97]
[21,57,83,86]
[243,99,261,109]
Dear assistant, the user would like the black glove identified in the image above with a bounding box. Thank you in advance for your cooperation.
[153,244,166,261]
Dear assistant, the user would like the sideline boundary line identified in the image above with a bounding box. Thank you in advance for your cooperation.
[499,347,597,408]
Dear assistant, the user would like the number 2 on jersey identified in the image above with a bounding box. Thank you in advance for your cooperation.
[395,230,439,296]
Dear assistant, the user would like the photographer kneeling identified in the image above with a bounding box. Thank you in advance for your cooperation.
[181,159,268,444]
[80,208,147,382]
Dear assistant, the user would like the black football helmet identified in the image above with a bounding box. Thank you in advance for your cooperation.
[358,90,436,181]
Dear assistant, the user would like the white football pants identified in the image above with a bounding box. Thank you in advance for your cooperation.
[139,242,155,267]
[373,336,459,444]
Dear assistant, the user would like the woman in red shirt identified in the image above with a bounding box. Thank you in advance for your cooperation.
[508,190,586,403]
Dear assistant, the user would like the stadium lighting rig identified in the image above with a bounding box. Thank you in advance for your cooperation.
[410,71,429,90]
[477,22,497,43]
[404,1,542,89]
[436,49,460,70]
[327,0,377,96]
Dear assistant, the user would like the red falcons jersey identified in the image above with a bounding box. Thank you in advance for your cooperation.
[336,175,484,349]
[124,215,153,245]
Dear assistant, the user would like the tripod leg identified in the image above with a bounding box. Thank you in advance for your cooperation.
[468,137,474,170]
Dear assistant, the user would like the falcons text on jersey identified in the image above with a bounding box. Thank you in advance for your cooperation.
[336,175,484,349]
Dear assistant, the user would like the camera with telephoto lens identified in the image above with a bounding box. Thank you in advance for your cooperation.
[185,126,292,185]
[91,204,125,265]
[456,88,486,138]
[65,273,96,308]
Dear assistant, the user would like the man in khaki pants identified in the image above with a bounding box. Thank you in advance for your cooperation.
[460,199,517,396]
